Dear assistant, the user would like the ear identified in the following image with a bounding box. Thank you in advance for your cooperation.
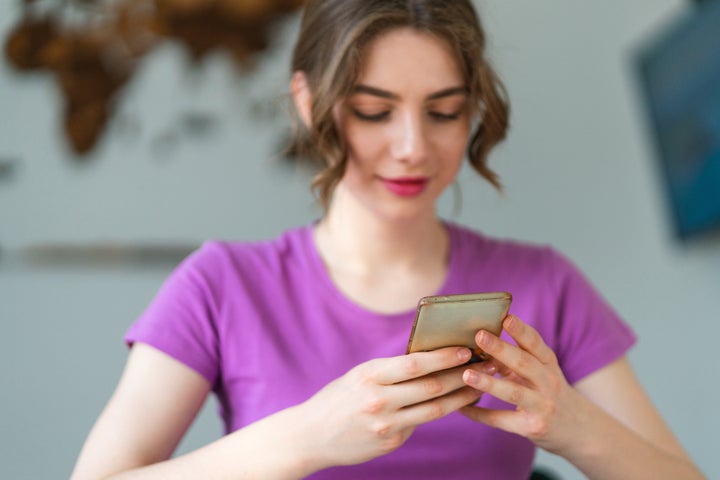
[291,71,312,128]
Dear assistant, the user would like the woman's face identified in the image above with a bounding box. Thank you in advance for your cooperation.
[335,27,473,222]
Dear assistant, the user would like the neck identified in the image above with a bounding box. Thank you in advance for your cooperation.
[314,184,449,276]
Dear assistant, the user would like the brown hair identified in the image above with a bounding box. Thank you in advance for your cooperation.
[289,0,510,209]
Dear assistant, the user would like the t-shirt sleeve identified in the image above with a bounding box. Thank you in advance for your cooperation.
[549,249,637,384]
[125,243,221,386]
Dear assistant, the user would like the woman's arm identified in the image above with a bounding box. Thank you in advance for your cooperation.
[568,356,702,478]
[71,343,333,479]
[72,342,485,479]
[70,343,211,479]
[460,315,705,480]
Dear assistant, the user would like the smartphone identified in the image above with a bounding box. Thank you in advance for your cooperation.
[406,292,512,362]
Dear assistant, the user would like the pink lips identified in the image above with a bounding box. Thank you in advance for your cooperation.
[381,176,429,197]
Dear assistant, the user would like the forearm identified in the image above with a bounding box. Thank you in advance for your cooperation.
[558,397,705,480]
[108,405,326,480]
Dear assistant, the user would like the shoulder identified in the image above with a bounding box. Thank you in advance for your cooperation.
[447,221,569,274]
[185,224,312,276]
[445,221,592,303]
[157,225,315,306]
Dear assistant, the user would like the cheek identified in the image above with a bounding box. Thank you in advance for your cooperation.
[344,126,387,167]
[434,127,470,163]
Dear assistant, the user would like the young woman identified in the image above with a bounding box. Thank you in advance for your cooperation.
[71,1,704,478]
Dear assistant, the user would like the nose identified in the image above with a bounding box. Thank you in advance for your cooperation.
[391,110,428,165]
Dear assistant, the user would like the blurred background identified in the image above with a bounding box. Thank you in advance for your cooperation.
[1,0,719,478]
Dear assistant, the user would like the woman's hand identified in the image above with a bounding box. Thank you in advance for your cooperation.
[292,346,485,469]
[459,316,706,479]
[459,315,585,454]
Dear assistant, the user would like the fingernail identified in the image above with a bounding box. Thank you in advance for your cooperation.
[457,348,471,361]
[481,362,497,375]
[478,331,491,348]
[463,369,479,384]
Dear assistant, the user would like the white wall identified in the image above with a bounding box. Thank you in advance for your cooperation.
[1,1,718,478]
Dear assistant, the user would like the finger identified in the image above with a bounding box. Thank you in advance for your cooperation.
[474,329,543,382]
[474,358,499,376]
[491,359,532,388]
[459,405,525,436]
[462,369,541,410]
[371,347,472,385]
[503,315,557,365]
[397,386,483,427]
[386,362,480,408]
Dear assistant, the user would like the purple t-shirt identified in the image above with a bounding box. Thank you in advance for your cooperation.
[126,222,636,479]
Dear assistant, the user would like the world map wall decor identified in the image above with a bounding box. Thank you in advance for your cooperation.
[3,0,305,157]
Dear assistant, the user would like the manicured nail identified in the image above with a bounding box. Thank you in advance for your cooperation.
[463,369,479,384]
[457,348,472,362]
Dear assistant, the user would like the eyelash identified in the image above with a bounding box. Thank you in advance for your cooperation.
[351,110,461,123]
[430,112,461,122]
[352,110,390,122]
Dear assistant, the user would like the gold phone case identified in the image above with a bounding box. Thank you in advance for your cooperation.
[406,292,512,361]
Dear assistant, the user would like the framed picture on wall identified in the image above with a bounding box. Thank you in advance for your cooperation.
[634,0,720,241]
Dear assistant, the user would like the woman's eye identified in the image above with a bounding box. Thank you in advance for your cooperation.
[352,109,390,122]
[429,111,461,121]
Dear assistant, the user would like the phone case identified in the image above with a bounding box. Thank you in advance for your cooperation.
[406,292,512,360]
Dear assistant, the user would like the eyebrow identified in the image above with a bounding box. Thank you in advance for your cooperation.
[351,84,469,100]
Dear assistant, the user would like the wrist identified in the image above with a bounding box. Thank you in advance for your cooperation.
[220,404,328,479]
[539,387,599,458]
[271,404,331,478]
